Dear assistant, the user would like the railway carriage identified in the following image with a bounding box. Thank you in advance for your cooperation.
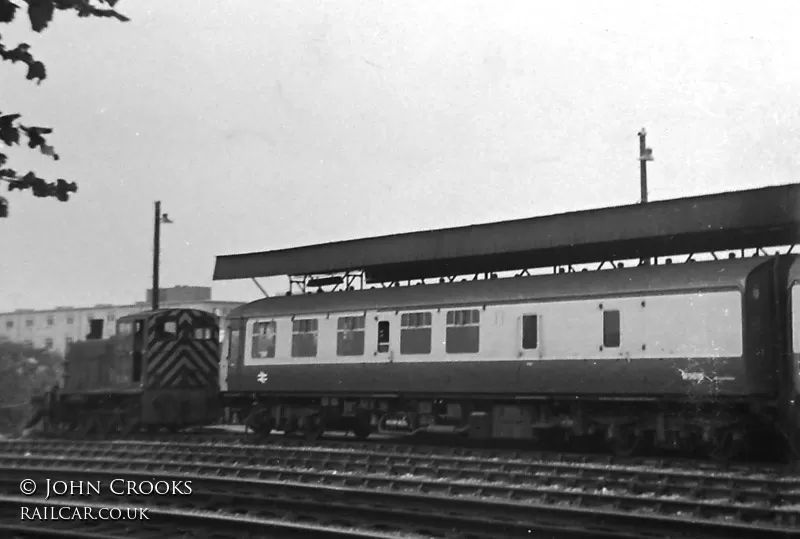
[222,255,800,457]
[33,308,221,436]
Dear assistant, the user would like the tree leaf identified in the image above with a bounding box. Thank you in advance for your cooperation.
[0,114,21,146]
[26,60,46,82]
[27,0,55,33]
[0,0,17,24]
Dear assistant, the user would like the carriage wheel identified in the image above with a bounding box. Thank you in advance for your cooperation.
[118,400,141,437]
[245,407,274,437]
[283,417,298,436]
[608,426,644,457]
[76,414,100,439]
[303,414,325,441]
[99,414,119,439]
[119,415,141,437]
[705,428,742,462]
[352,409,372,440]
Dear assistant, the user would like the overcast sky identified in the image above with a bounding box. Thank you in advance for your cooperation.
[2,0,799,312]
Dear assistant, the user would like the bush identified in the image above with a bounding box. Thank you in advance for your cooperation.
[0,339,61,433]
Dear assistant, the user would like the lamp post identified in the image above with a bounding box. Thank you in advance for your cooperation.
[152,201,173,310]
[638,129,655,266]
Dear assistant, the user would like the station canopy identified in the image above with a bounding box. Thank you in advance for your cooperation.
[213,183,800,284]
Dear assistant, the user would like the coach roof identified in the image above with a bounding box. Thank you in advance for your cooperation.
[228,255,773,319]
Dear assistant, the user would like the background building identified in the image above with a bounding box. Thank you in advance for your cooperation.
[0,286,245,355]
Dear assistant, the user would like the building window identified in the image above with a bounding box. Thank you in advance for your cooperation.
[521,315,539,350]
[603,310,621,348]
[25,319,33,328]
[4,320,12,329]
[445,309,480,354]
[400,312,432,355]
[291,319,318,357]
[47,316,54,326]
[66,315,74,325]
[106,313,116,322]
[336,316,365,356]
[251,321,276,358]
[45,338,53,349]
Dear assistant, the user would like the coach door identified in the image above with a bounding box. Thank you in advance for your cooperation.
[375,314,393,362]
[223,320,244,390]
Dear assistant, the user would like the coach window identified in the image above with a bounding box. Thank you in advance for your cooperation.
[252,321,277,359]
[521,314,539,350]
[291,318,318,357]
[337,316,365,356]
[446,309,480,354]
[400,312,432,355]
[377,321,390,353]
[603,310,621,348]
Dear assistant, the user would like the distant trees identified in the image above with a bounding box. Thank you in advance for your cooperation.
[0,339,60,434]
[0,0,128,217]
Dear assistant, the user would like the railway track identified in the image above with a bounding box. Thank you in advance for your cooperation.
[1,439,798,538]
[25,424,796,473]
[26,416,798,467]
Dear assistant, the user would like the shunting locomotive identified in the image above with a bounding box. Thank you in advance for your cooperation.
[27,308,220,437]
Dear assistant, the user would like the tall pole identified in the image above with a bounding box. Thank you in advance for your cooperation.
[638,128,648,204]
[638,129,654,266]
[152,200,160,310]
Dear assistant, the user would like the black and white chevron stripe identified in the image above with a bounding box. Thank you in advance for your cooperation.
[144,309,219,389]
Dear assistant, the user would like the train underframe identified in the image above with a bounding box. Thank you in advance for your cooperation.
[27,388,219,438]
[226,393,792,461]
